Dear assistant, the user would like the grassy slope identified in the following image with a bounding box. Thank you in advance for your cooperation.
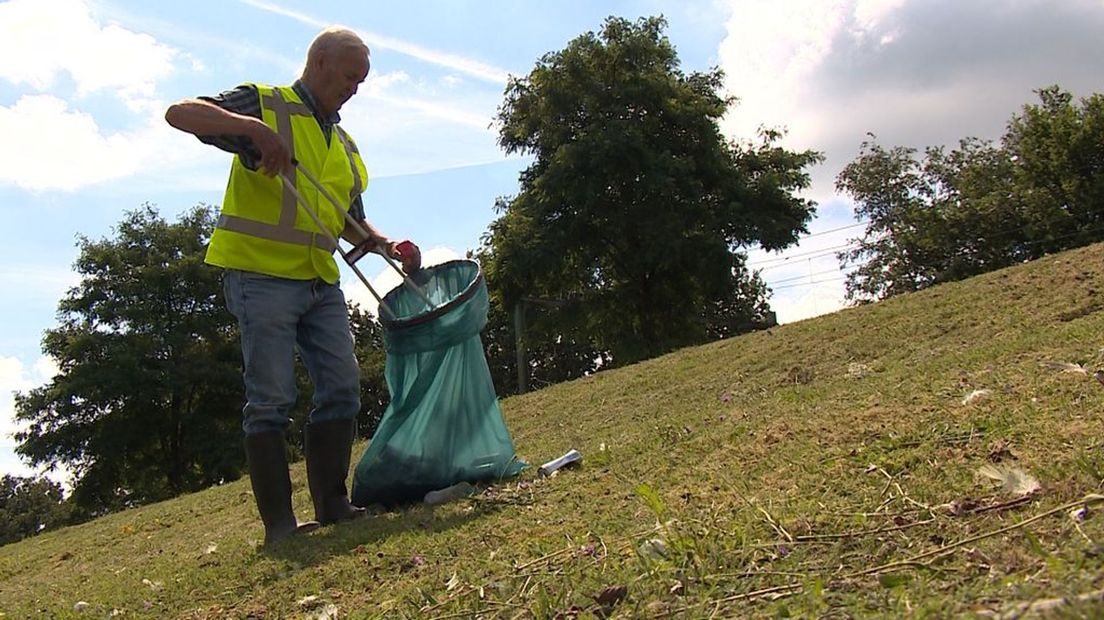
[3,244,1104,619]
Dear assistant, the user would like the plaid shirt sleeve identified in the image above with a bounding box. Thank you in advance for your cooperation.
[196,85,263,170]
[349,195,365,221]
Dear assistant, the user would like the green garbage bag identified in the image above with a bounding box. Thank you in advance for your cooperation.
[352,259,526,506]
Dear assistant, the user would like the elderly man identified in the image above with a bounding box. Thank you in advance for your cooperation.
[165,26,419,544]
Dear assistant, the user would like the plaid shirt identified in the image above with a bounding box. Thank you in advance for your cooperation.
[197,80,365,219]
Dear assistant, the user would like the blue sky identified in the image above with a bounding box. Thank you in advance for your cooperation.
[2,0,1102,482]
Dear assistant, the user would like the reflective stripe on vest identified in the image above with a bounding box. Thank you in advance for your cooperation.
[206,83,368,283]
[218,88,335,251]
[215,213,337,252]
[259,89,308,231]
[213,88,362,252]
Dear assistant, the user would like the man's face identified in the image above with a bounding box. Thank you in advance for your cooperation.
[316,46,369,116]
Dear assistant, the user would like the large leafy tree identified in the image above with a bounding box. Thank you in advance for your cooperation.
[482,16,820,370]
[0,474,70,546]
[14,205,244,515]
[481,293,610,395]
[835,137,1023,301]
[349,305,388,437]
[1005,86,1104,252]
[837,86,1104,302]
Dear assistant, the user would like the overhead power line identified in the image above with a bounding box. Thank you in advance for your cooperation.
[749,209,1104,272]
[801,221,869,238]
[768,267,855,285]
[771,276,848,291]
[749,242,858,269]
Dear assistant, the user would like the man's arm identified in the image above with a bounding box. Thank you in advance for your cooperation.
[164,98,291,177]
[341,217,422,274]
[339,198,392,256]
[165,98,260,138]
[342,217,401,260]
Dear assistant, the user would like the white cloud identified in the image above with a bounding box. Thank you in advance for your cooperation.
[0,0,177,108]
[0,0,504,191]
[365,70,412,91]
[717,0,1104,321]
[721,0,1104,203]
[362,32,510,85]
[92,1,303,77]
[770,281,849,324]
[0,94,209,192]
[0,446,41,479]
[339,71,505,177]
[237,0,326,27]
[0,95,130,191]
[853,0,909,32]
[748,217,859,324]
[358,69,492,130]
[716,11,846,314]
[218,5,508,147]
[719,0,881,203]
[0,354,58,444]
[239,0,511,84]
[369,93,493,132]
[0,266,81,302]
[0,0,216,192]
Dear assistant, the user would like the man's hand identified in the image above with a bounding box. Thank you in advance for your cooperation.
[391,240,422,275]
[246,120,292,177]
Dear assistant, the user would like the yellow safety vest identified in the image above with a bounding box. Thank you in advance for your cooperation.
[205,84,368,284]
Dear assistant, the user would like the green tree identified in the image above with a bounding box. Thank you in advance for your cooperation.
[835,138,1021,301]
[349,305,388,437]
[1005,86,1104,252]
[837,86,1104,302]
[481,294,611,395]
[483,16,820,370]
[13,205,244,516]
[0,474,70,546]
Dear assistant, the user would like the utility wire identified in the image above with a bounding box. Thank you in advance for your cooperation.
[799,221,869,238]
[771,276,848,291]
[764,220,1104,292]
[750,242,858,269]
[768,266,855,285]
[748,210,1104,271]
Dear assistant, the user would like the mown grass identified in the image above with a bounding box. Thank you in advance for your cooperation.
[3,244,1104,619]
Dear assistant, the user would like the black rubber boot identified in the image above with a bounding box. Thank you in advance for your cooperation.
[244,431,320,545]
[305,419,367,525]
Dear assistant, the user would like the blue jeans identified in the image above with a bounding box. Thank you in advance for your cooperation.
[223,270,361,435]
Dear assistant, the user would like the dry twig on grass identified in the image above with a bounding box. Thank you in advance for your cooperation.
[662,494,1104,618]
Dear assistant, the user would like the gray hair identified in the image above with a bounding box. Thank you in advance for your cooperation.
[306,26,370,65]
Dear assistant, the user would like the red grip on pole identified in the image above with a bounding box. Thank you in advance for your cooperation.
[395,240,416,257]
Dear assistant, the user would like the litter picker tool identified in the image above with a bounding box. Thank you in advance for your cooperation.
[278,160,434,320]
